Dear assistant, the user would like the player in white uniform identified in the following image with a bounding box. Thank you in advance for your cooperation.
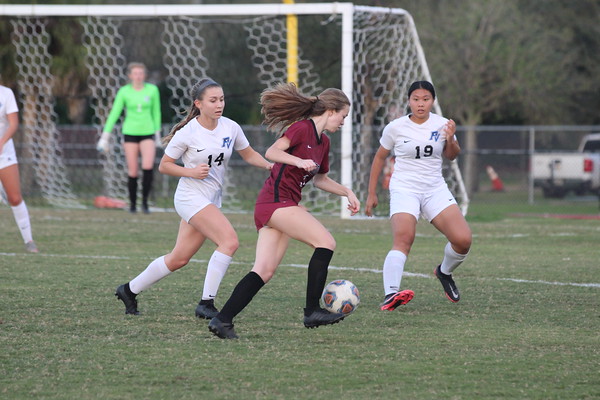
[366,80,472,308]
[115,78,272,316]
[0,85,38,253]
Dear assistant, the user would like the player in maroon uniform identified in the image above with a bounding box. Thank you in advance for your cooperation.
[209,83,360,339]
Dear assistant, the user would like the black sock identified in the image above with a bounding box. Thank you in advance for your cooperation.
[217,271,265,324]
[127,176,138,210]
[305,248,334,314]
[124,282,136,298]
[142,169,153,207]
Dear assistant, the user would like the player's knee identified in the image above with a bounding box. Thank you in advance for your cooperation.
[252,266,275,283]
[220,236,239,255]
[7,194,23,207]
[393,235,414,253]
[453,233,472,254]
[317,236,336,251]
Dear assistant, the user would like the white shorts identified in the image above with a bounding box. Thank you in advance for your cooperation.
[0,139,18,170]
[390,186,457,222]
[174,189,221,223]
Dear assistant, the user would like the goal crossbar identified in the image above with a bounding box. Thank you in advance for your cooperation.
[0,3,353,17]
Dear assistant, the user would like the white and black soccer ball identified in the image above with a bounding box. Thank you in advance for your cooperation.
[321,279,360,315]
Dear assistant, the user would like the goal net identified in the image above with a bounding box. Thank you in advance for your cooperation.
[1,3,468,216]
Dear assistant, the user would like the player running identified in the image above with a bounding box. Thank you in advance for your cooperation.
[366,80,471,308]
[114,78,272,317]
[0,84,38,253]
[208,83,360,339]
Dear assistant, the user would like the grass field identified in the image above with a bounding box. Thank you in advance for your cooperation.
[1,196,599,399]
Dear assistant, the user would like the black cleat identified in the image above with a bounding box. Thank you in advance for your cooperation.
[208,317,238,339]
[142,204,150,214]
[115,284,140,315]
[434,265,460,302]
[303,307,345,329]
[195,299,219,319]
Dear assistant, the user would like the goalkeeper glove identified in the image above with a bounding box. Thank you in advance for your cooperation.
[154,130,163,149]
[96,131,111,153]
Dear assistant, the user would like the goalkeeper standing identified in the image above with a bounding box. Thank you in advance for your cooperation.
[366,80,471,308]
[97,62,161,213]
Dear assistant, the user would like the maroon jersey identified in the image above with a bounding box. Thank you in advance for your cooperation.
[256,119,330,204]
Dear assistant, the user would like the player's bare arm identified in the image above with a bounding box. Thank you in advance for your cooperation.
[313,174,360,215]
[443,119,460,160]
[237,146,273,170]
[265,136,318,172]
[158,154,210,180]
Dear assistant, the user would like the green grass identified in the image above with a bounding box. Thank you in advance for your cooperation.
[1,203,599,399]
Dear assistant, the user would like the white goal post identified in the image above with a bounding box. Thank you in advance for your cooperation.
[0,3,469,216]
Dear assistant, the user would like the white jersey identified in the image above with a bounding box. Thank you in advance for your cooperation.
[164,116,250,208]
[380,112,454,194]
[0,86,19,163]
[0,85,18,141]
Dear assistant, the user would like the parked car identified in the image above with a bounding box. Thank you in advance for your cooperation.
[531,133,600,198]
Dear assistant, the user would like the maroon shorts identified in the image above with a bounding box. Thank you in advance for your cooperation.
[254,200,298,231]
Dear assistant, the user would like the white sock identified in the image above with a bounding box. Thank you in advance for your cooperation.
[11,201,33,243]
[201,250,232,300]
[129,256,171,294]
[383,250,407,296]
[440,242,468,275]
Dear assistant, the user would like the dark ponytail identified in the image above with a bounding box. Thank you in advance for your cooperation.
[163,78,221,145]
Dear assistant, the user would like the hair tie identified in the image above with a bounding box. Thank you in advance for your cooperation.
[314,96,319,102]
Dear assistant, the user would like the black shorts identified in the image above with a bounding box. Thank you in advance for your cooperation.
[123,134,154,143]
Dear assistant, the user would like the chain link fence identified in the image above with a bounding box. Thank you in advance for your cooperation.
[8,124,600,214]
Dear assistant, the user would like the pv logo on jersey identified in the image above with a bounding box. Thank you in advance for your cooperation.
[222,137,232,148]
[429,131,441,142]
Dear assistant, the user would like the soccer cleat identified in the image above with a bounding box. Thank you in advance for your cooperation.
[434,265,460,302]
[142,203,150,214]
[380,289,415,311]
[115,284,140,315]
[195,299,219,319]
[208,317,238,339]
[303,307,345,329]
[25,241,39,253]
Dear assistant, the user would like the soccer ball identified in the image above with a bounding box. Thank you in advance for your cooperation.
[321,279,360,315]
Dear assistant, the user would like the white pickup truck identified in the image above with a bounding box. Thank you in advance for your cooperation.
[532,133,600,198]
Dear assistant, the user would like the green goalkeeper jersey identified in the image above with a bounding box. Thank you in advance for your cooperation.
[103,83,161,135]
